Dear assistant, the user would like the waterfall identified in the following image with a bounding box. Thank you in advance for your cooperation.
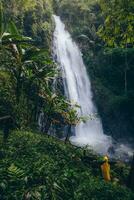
[53,15,133,159]
[53,15,112,154]
[52,15,134,161]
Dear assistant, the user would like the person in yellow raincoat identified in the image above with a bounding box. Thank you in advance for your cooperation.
[101,156,111,181]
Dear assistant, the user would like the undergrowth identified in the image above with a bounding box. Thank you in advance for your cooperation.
[0,131,133,200]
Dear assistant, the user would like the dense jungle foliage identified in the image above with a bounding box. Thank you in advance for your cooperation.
[0,0,83,135]
[0,0,134,199]
[0,131,134,200]
[1,0,134,138]
[56,0,134,140]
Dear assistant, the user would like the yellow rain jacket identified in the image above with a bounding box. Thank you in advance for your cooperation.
[101,156,111,181]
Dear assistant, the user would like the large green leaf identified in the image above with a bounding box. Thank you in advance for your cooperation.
[8,21,19,36]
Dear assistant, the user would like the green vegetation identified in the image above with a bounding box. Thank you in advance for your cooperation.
[56,0,134,139]
[0,1,81,136]
[0,0,134,199]
[98,0,134,48]
[0,131,134,200]
[0,0,53,129]
[1,0,54,49]
[1,0,134,138]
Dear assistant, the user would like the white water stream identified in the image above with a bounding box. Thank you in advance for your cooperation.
[53,15,112,154]
[53,15,133,157]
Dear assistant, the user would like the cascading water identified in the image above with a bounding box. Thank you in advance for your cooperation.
[53,15,133,158]
[53,15,112,154]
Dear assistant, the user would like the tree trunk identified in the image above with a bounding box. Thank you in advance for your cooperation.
[124,68,127,94]
[127,155,134,190]
[16,75,22,103]
[3,118,13,142]
[65,125,71,144]
[124,46,128,94]
[44,117,52,135]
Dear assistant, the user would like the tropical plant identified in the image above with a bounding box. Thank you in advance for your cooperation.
[39,86,81,134]
[0,131,134,200]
